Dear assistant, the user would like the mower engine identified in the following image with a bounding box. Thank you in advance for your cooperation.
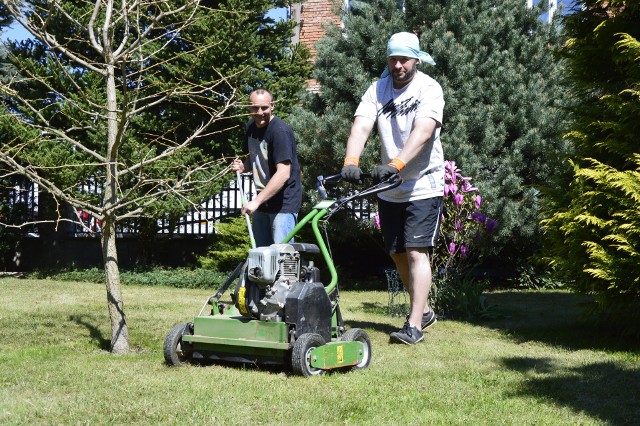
[236,244,322,323]
[247,244,300,285]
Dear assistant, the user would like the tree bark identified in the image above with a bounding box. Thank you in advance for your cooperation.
[102,18,129,351]
[101,214,129,354]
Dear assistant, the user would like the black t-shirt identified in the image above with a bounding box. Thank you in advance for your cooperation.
[244,116,302,214]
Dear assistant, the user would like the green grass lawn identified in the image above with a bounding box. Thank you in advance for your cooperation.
[1,277,638,425]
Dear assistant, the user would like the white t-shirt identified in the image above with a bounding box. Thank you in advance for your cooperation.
[355,71,445,202]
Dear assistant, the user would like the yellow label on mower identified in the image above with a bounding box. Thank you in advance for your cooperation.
[337,345,344,364]
[237,286,248,315]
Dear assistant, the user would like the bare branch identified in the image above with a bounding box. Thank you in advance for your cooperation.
[88,0,105,54]
[0,149,103,217]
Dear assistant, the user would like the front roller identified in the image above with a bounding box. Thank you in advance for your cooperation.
[340,328,372,370]
[291,328,372,377]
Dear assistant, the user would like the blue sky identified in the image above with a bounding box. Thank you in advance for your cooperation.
[539,0,575,23]
[1,21,30,42]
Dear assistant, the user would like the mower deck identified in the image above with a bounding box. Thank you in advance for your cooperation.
[180,313,367,370]
[184,314,290,350]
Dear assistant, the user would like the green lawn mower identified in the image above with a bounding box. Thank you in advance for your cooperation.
[163,173,401,376]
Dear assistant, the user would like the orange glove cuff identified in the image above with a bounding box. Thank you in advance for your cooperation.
[388,157,406,171]
[344,156,360,167]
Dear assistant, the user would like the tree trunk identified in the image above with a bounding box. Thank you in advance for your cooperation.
[101,214,130,354]
[102,25,129,352]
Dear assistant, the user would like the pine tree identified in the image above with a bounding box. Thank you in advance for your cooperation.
[290,0,571,276]
[143,0,312,156]
[0,3,9,27]
[1,6,23,269]
[541,0,640,332]
[0,3,13,81]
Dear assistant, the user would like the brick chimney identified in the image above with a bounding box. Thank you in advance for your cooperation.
[290,0,343,91]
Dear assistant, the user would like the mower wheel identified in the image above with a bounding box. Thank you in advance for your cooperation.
[163,323,193,366]
[340,328,372,370]
[291,333,326,377]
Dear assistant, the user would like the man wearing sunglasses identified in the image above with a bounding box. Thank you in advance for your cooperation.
[231,88,302,247]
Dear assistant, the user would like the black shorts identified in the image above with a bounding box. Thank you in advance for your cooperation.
[378,197,444,255]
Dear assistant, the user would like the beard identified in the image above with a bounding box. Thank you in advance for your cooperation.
[392,63,417,86]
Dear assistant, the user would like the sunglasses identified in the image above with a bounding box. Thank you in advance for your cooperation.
[248,105,272,113]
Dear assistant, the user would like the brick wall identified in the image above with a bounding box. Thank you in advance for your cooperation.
[293,0,341,57]
[290,0,342,91]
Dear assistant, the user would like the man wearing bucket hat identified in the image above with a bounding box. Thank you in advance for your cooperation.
[341,32,445,345]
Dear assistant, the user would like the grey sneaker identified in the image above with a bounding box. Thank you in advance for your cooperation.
[405,310,437,330]
[389,321,424,345]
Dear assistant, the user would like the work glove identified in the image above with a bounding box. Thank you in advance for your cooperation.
[341,165,363,183]
[371,164,399,183]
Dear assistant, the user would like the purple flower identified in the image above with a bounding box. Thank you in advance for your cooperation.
[444,160,456,176]
[444,161,459,185]
[444,183,452,197]
[374,212,381,230]
[441,160,491,263]
[461,179,478,193]
[445,183,459,197]
[470,211,486,224]
[474,194,482,209]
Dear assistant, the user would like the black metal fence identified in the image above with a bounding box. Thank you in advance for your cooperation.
[2,177,38,234]
[72,174,255,237]
[154,174,253,236]
[6,175,376,238]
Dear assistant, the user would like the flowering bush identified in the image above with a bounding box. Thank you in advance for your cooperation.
[431,160,497,318]
[434,160,497,279]
[373,161,496,318]
[371,160,496,271]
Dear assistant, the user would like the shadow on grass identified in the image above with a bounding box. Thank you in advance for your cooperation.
[69,314,111,350]
[501,356,640,425]
[192,354,362,378]
[346,320,398,335]
[486,292,640,423]
[348,301,405,334]
[481,291,640,353]
[192,358,294,376]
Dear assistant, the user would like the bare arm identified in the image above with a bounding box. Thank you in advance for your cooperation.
[394,117,439,165]
[345,116,376,160]
[242,161,291,215]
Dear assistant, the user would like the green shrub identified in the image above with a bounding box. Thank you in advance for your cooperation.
[543,158,640,334]
[37,267,228,289]
[508,265,565,290]
[198,216,251,272]
[41,268,106,283]
[541,1,640,337]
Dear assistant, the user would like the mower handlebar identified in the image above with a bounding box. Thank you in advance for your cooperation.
[318,172,371,183]
[315,172,402,201]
